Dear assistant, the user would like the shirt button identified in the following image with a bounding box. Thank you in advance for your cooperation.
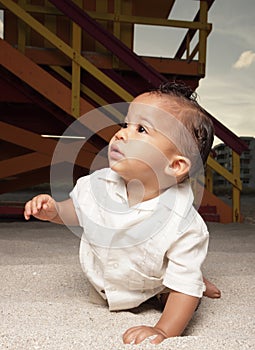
[113,263,119,269]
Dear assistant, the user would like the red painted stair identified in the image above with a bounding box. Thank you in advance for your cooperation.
[198,205,220,222]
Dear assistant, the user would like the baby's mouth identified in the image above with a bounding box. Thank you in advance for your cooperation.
[111,144,123,154]
[109,144,125,160]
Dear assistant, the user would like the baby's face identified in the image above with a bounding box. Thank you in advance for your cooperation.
[108,93,180,185]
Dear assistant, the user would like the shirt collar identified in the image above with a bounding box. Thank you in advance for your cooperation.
[98,168,194,216]
[98,168,128,202]
[160,180,194,217]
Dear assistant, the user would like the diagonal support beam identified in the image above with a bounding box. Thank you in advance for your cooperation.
[0,38,94,117]
[49,0,167,87]
[0,120,105,158]
[0,153,52,179]
[0,168,50,195]
[0,0,133,102]
[0,122,108,180]
[175,0,214,59]
[0,40,121,142]
[0,121,57,155]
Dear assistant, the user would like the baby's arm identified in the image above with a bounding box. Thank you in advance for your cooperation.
[24,194,79,226]
[123,290,199,345]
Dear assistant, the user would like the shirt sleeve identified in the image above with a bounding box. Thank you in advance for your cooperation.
[69,175,90,227]
[163,214,209,298]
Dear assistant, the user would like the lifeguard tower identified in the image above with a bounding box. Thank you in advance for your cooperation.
[0,0,247,222]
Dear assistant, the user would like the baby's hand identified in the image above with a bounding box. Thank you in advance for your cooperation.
[24,194,58,221]
[123,325,167,345]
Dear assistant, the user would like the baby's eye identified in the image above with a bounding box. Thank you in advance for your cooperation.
[121,122,128,128]
[138,125,147,133]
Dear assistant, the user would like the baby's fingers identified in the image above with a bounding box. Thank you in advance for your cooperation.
[149,333,166,345]
[31,196,42,215]
[24,200,32,220]
[123,326,163,345]
[34,195,49,211]
[24,198,40,218]
[123,326,140,344]
[24,195,51,220]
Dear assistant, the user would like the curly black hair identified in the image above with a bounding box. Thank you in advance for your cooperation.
[157,81,198,100]
[150,81,214,176]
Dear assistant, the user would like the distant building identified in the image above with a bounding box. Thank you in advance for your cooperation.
[213,137,255,191]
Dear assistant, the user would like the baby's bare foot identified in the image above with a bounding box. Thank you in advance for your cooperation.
[203,278,221,299]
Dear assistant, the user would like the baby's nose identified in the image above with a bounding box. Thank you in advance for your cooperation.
[115,127,128,141]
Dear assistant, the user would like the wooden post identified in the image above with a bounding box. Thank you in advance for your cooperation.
[71,0,82,118]
[232,150,241,222]
[113,0,121,68]
[44,0,57,48]
[205,166,213,193]
[18,0,26,53]
[198,0,208,76]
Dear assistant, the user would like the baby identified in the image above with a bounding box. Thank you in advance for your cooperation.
[24,82,220,345]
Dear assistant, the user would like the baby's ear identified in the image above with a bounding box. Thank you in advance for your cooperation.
[164,155,191,180]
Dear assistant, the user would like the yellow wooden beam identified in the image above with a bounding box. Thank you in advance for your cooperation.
[9,4,61,15]
[188,43,199,62]
[207,155,242,190]
[0,0,133,102]
[51,66,108,106]
[232,150,241,222]
[50,65,125,122]
[71,0,82,118]
[208,151,242,223]
[5,4,212,31]
[205,166,213,193]
[86,12,212,31]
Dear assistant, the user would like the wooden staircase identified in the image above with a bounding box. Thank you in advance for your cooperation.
[0,0,248,222]
[199,206,220,223]
[197,186,232,224]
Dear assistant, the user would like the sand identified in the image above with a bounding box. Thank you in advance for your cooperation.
[0,221,254,350]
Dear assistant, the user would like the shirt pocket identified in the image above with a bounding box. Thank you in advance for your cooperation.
[128,268,163,291]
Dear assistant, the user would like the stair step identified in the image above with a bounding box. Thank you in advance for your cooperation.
[198,205,220,222]
[200,213,220,222]
[199,205,217,214]
[0,203,24,219]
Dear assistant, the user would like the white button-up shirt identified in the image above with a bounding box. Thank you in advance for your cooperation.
[70,168,208,311]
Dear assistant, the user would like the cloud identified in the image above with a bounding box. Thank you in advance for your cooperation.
[233,50,255,69]
[197,75,255,140]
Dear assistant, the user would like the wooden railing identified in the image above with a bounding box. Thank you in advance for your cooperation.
[206,151,242,222]
[0,0,247,221]
[0,0,133,120]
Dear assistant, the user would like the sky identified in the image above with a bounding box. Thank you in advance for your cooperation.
[197,0,255,144]
[134,0,255,144]
[0,0,254,145]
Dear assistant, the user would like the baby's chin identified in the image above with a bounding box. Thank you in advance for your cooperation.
[108,158,122,174]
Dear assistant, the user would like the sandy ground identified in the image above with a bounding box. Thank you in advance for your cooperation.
[0,221,254,350]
